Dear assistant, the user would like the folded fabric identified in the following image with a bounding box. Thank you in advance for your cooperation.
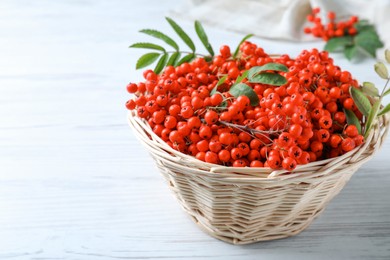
[171,0,389,56]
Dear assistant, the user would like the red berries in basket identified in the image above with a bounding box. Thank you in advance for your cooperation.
[124,18,381,172]
[126,43,367,172]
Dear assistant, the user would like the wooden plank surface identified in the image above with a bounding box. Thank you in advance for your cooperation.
[0,1,389,259]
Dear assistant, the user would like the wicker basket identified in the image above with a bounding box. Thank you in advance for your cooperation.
[128,111,389,245]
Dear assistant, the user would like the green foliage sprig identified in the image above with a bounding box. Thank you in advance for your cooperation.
[345,49,390,138]
[130,18,253,74]
[211,63,288,107]
[324,20,384,61]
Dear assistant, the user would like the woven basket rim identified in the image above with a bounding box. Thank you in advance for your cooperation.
[128,111,389,182]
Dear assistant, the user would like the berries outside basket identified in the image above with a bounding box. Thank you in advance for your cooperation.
[128,107,389,245]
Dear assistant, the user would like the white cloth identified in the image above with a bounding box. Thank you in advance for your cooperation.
[171,0,390,56]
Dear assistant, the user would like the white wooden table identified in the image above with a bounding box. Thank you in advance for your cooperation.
[1,1,389,259]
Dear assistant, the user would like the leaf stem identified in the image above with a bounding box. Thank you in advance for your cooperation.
[380,77,390,96]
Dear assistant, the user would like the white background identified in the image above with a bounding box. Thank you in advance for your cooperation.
[0,0,389,259]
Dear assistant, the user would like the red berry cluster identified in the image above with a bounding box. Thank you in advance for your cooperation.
[126,42,364,171]
[304,7,358,41]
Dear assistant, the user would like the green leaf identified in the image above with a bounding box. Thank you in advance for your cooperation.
[210,75,228,95]
[194,20,214,56]
[355,31,384,58]
[378,103,390,116]
[356,40,379,57]
[204,56,213,63]
[365,100,380,138]
[154,53,168,74]
[344,45,357,60]
[167,52,181,66]
[236,71,248,83]
[374,62,389,79]
[385,49,390,64]
[166,17,195,52]
[361,82,379,97]
[139,29,179,51]
[136,52,161,70]
[229,83,259,106]
[247,63,288,79]
[176,53,195,66]
[216,75,228,87]
[249,73,287,86]
[384,88,390,96]
[357,29,382,41]
[233,34,254,58]
[210,87,218,96]
[129,42,166,52]
[324,36,353,52]
[350,87,372,117]
[354,20,375,33]
[344,109,362,135]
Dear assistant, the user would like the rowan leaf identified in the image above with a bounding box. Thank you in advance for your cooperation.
[167,52,181,66]
[136,52,161,69]
[355,31,384,58]
[354,20,375,33]
[324,36,353,52]
[210,75,228,95]
[166,17,195,52]
[154,53,169,74]
[233,34,254,58]
[249,73,287,86]
[247,63,288,79]
[361,82,379,97]
[344,45,357,60]
[344,109,362,135]
[350,87,372,117]
[385,49,390,64]
[129,42,166,52]
[236,71,248,83]
[139,29,179,51]
[176,53,195,66]
[374,62,389,79]
[194,20,214,56]
[365,100,380,138]
[229,83,259,106]
[378,103,390,116]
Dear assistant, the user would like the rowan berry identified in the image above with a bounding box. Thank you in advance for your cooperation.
[204,110,219,125]
[341,137,356,152]
[319,115,333,129]
[344,125,359,137]
[164,115,177,129]
[220,45,231,58]
[210,93,223,106]
[169,130,184,144]
[199,125,212,140]
[250,160,264,167]
[125,99,136,110]
[205,151,218,164]
[282,157,297,171]
[181,106,194,118]
[233,159,247,167]
[267,155,281,169]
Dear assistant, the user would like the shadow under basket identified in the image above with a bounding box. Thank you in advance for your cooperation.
[128,111,389,245]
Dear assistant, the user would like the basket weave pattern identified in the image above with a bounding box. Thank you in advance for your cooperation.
[128,112,389,244]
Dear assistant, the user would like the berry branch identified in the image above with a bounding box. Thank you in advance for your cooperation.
[304,8,384,61]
